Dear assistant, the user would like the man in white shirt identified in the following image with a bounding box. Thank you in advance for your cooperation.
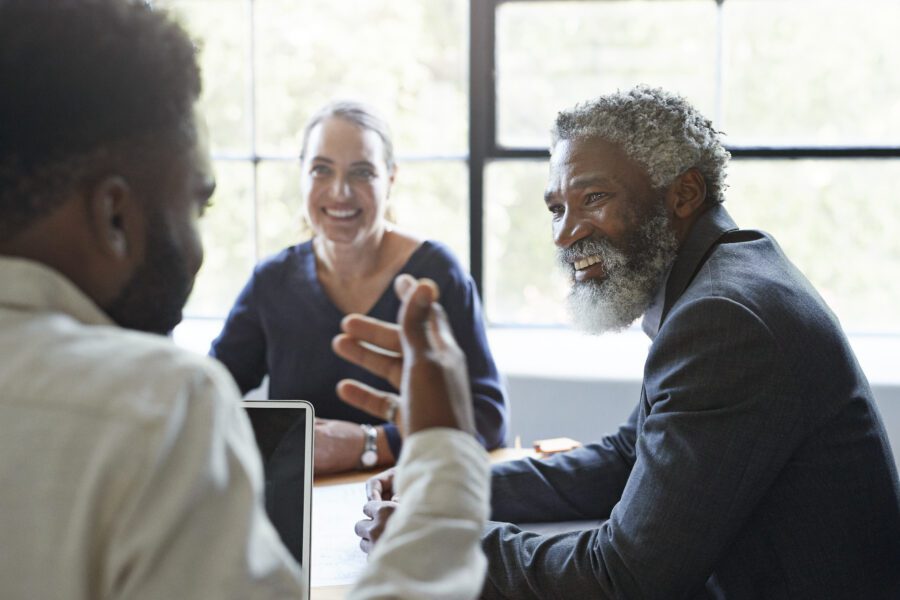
[0,1,488,598]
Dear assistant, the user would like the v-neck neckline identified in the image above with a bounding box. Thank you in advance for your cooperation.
[302,240,431,319]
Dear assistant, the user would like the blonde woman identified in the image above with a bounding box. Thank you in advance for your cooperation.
[211,101,507,474]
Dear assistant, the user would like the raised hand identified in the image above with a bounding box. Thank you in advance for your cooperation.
[332,274,475,437]
[334,274,477,555]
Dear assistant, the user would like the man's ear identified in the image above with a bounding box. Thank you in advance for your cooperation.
[666,167,707,219]
[85,175,144,262]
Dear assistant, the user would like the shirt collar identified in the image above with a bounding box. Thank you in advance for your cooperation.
[640,204,738,340]
[0,255,114,327]
[641,264,671,340]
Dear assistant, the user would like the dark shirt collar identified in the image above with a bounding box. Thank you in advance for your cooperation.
[641,265,670,340]
[640,204,738,340]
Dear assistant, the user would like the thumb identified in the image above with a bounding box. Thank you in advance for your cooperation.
[393,273,416,299]
[399,281,438,355]
[427,302,459,352]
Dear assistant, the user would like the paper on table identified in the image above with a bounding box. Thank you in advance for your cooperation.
[308,482,603,587]
[311,482,369,588]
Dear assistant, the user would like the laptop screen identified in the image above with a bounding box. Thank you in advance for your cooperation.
[242,401,314,580]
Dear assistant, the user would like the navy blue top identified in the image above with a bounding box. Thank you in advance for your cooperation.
[210,240,508,457]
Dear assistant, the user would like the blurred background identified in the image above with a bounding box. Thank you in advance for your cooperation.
[159,0,900,456]
[158,0,900,334]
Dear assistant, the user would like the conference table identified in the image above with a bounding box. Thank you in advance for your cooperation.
[309,447,534,600]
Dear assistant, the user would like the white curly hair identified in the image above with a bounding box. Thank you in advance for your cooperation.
[551,85,730,204]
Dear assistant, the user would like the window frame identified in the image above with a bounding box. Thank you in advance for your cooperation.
[195,0,900,324]
[202,0,469,268]
[469,0,900,322]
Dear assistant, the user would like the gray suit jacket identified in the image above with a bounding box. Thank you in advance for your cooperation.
[482,205,900,599]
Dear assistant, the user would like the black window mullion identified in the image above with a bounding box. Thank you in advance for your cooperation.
[469,0,500,296]
[475,0,899,325]
[477,146,900,161]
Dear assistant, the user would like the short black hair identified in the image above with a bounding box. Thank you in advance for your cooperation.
[0,0,202,240]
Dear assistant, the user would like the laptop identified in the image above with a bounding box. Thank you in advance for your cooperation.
[241,400,314,593]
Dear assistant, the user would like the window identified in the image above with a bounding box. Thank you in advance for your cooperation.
[477,0,900,332]
[163,0,900,335]
[158,0,469,318]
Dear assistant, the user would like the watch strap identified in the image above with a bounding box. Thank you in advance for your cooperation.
[359,423,378,468]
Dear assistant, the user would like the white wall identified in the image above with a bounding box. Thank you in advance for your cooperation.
[174,320,900,467]
[503,373,900,468]
[489,328,900,469]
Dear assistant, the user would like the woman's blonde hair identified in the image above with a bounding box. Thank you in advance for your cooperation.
[299,100,395,172]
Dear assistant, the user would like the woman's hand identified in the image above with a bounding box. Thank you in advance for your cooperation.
[313,418,364,474]
[313,418,393,474]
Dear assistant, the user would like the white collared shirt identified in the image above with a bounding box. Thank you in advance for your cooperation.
[0,256,489,599]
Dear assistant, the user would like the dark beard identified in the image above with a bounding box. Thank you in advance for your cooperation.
[104,216,193,335]
[557,197,678,334]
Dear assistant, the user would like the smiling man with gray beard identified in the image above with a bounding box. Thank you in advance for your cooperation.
[474,86,900,599]
[558,195,677,335]
[346,86,900,597]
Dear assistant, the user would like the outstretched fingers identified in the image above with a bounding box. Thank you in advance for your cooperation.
[332,333,403,389]
[336,379,402,426]
[397,278,440,356]
[340,314,403,354]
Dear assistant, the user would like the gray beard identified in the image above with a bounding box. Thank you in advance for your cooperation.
[557,204,678,335]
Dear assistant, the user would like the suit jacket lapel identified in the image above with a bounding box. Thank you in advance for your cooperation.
[658,204,738,327]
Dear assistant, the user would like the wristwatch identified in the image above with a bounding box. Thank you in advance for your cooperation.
[359,424,378,469]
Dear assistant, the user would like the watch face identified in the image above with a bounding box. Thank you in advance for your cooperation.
[361,450,378,467]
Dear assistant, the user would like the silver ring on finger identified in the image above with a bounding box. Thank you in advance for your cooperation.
[384,398,399,423]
